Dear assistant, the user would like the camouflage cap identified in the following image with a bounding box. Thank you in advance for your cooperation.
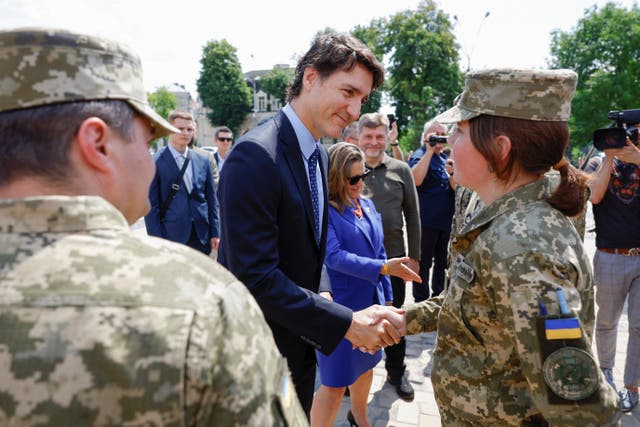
[435,68,578,124]
[0,28,178,137]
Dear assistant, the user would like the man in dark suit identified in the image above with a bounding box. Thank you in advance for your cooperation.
[218,32,405,417]
[213,125,233,172]
[146,111,219,255]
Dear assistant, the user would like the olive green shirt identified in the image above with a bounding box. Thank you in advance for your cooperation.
[364,155,421,259]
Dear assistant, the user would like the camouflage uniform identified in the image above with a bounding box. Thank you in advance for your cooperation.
[0,27,307,426]
[405,68,619,426]
[0,196,307,426]
[405,177,619,426]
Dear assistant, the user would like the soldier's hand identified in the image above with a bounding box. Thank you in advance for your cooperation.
[345,305,404,354]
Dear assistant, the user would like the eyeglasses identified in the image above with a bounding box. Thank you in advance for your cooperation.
[218,137,233,142]
[347,169,371,185]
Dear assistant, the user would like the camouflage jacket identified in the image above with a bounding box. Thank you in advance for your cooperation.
[405,177,619,426]
[0,196,307,427]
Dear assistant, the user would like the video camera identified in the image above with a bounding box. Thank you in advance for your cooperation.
[593,109,640,150]
[428,135,448,147]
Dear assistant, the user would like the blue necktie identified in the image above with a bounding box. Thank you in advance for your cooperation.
[308,148,320,240]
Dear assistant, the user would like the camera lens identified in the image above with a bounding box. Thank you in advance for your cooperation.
[428,135,447,146]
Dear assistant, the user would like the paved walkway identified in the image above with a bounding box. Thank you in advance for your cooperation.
[329,209,640,426]
[132,214,639,426]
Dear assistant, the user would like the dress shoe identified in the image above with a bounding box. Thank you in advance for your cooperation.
[387,373,415,402]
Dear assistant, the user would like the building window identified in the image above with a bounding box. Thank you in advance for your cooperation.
[258,97,265,112]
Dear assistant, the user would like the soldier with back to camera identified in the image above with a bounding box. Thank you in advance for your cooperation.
[0,27,307,426]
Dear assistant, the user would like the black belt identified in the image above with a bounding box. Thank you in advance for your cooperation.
[598,247,640,256]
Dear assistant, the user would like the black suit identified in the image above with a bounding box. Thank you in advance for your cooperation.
[218,111,352,414]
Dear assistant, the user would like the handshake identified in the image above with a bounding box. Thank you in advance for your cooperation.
[345,305,407,354]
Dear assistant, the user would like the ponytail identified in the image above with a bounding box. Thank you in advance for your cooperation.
[546,158,589,217]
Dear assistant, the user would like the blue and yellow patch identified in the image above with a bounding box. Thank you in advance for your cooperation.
[545,317,582,340]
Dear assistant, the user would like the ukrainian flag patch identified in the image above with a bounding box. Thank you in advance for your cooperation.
[545,317,582,340]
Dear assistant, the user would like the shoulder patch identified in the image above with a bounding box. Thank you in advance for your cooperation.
[542,347,599,401]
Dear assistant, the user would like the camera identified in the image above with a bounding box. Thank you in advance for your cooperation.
[387,113,396,130]
[428,135,448,147]
[593,109,640,150]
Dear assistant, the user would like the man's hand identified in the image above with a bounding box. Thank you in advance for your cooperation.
[344,305,405,354]
[614,140,640,165]
[319,291,333,301]
[210,237,220,251]
[424,133,438,155]
[389,121,399,143]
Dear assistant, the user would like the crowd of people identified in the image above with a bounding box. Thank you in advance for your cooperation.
[1,25,638,427]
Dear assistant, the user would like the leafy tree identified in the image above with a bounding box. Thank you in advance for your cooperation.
[147,86,177,120]
[354,0,464,152]
[197,39,252,133]
[147,86,176,148]
[351,24,385,115]
[549,2,640,157]
[260,66,294,105]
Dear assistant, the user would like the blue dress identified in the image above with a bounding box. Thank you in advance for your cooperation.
[317,197,393,387]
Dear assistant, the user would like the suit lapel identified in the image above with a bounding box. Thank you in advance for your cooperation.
[279,114,319,247]
[338,202,375,252]
[159,146,190,195]
[188,151,200,194]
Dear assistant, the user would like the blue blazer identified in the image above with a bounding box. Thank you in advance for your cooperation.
[217,111,352,371]
[145,146,219,245]
[325,198,393,310]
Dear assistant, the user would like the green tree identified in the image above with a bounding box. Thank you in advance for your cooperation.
[260,66,294,106]
[354,0,464,152]
[197,39,252,133]
[549,2,640,157]
[147,86,177,120]
[351,24,385,115]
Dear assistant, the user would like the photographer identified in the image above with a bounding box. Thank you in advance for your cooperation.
[408,120,455,302]
[589,120,640,412]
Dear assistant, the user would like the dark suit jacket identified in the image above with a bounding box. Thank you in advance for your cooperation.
[218,111,352,371]
[145,146,219,245]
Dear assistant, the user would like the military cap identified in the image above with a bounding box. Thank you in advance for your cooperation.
[0,27,178,137]
[435,68,578,123]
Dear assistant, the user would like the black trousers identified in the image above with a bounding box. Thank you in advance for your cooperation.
[291,346,317,418]
[186,223,211,255]
[384,274,407,379]
[413,227,449,302]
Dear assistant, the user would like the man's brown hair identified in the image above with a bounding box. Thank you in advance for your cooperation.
[168,110,194,124]
[286,32,384,102]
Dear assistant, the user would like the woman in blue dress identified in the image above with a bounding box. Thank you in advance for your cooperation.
[310,143,421,427]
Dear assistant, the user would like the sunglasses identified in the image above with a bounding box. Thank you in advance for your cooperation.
[218,137,233,142]
[347,169,371,185]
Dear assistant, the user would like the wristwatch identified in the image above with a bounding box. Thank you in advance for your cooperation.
[390,141,399,146]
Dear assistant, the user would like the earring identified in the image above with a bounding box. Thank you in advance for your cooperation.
[487,163,494,173]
